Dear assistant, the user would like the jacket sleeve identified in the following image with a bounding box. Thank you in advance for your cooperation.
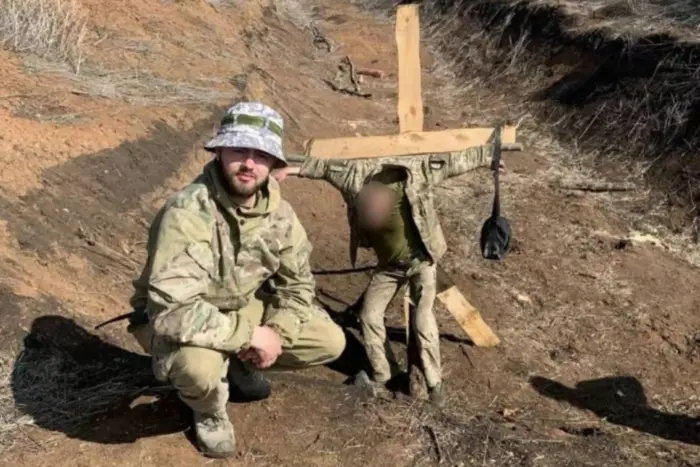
[297,156,366,196]
[426,145,494,184]
[262,210,316,347]
[146,205,254,353]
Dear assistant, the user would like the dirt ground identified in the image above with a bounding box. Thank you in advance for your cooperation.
[1,0,699,466]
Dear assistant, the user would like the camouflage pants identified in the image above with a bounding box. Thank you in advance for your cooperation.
[144,298,345,415]
[360,260,441,388]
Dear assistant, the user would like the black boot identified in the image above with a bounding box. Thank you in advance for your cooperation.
[227,357,271,402]
[353,370,391,399]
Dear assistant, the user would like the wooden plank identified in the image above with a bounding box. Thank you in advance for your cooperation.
[436,287,500,347]
[396,5,423,133]
[436,265,500,348]
[397,1,418,334]
[305,126,517,159]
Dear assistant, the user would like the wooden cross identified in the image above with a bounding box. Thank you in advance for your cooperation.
[304,6,517,158]
[303,5,511,347]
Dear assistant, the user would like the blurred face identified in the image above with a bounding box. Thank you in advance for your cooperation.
[356,183,394,231]
[218,147,276,198]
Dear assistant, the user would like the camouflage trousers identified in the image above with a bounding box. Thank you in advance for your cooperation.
[134,298,345,415]
[360,259,441,388]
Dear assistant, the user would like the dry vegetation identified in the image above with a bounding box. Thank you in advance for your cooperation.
[0,0,87,71]
[22,57,241,113]
[0,321,152,448]
[359,0,700,239]
[1,0,700,465]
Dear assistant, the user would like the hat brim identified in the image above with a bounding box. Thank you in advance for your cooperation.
[204,130,287,168]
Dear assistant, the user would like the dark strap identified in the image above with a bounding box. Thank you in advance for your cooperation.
[93,307,149,330]
[491,125,502,218]
[128,307,150,326]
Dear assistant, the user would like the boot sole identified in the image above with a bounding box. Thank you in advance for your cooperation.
[198,441,237,459]
[201,449,236,459]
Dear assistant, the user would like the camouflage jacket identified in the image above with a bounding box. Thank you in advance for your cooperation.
[298,145,496,266]
[129,160,315,353]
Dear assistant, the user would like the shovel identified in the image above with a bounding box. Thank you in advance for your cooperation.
[479,124,513,261]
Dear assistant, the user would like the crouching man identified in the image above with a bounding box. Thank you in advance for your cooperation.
[276,147,503,405]
[127,102,346,458]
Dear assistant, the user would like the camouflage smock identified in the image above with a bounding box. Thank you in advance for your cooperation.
[129,160,315,354]
[298,145,496,266]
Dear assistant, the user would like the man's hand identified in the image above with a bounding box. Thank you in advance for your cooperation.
[241,325,283,368]
[272,166,301,182]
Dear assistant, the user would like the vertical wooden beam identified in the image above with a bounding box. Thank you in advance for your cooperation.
[395,5,423,133]
[396,5,423,345]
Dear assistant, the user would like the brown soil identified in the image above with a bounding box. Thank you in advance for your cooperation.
[1,1,700,466]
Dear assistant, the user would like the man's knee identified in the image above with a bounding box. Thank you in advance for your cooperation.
[277,312,346,368]
[360,283,395,321]
[299,316,346,365]
[167,346,227,397]
[319,319,346,363]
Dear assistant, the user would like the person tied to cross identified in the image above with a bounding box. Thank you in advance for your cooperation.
[127,102,346,459]
[276,147,504,404]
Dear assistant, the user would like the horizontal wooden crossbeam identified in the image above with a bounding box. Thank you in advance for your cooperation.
[304,126,518,159]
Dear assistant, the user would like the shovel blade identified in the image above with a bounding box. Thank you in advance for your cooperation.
[479,215,512,260]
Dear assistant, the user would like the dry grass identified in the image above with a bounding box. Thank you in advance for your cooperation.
[555,0,700,38]
[0,325,158,451]
[206,0,315,30]
[15,56,242,119]
[0,323,636,464]
[0,0,87,71]
[274,0,315,29]
[356,0,700,241]
[0,344,526,462]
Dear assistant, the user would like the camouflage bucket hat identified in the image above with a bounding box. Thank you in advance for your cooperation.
[204,101,287,167]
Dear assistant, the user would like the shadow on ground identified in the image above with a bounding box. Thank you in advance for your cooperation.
[0,109,225,263]
[11,315,190,444]
[531,375,700,445]
[10,314,372,445]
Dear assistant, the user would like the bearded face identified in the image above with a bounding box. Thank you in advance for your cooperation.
[218,147,276,198]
